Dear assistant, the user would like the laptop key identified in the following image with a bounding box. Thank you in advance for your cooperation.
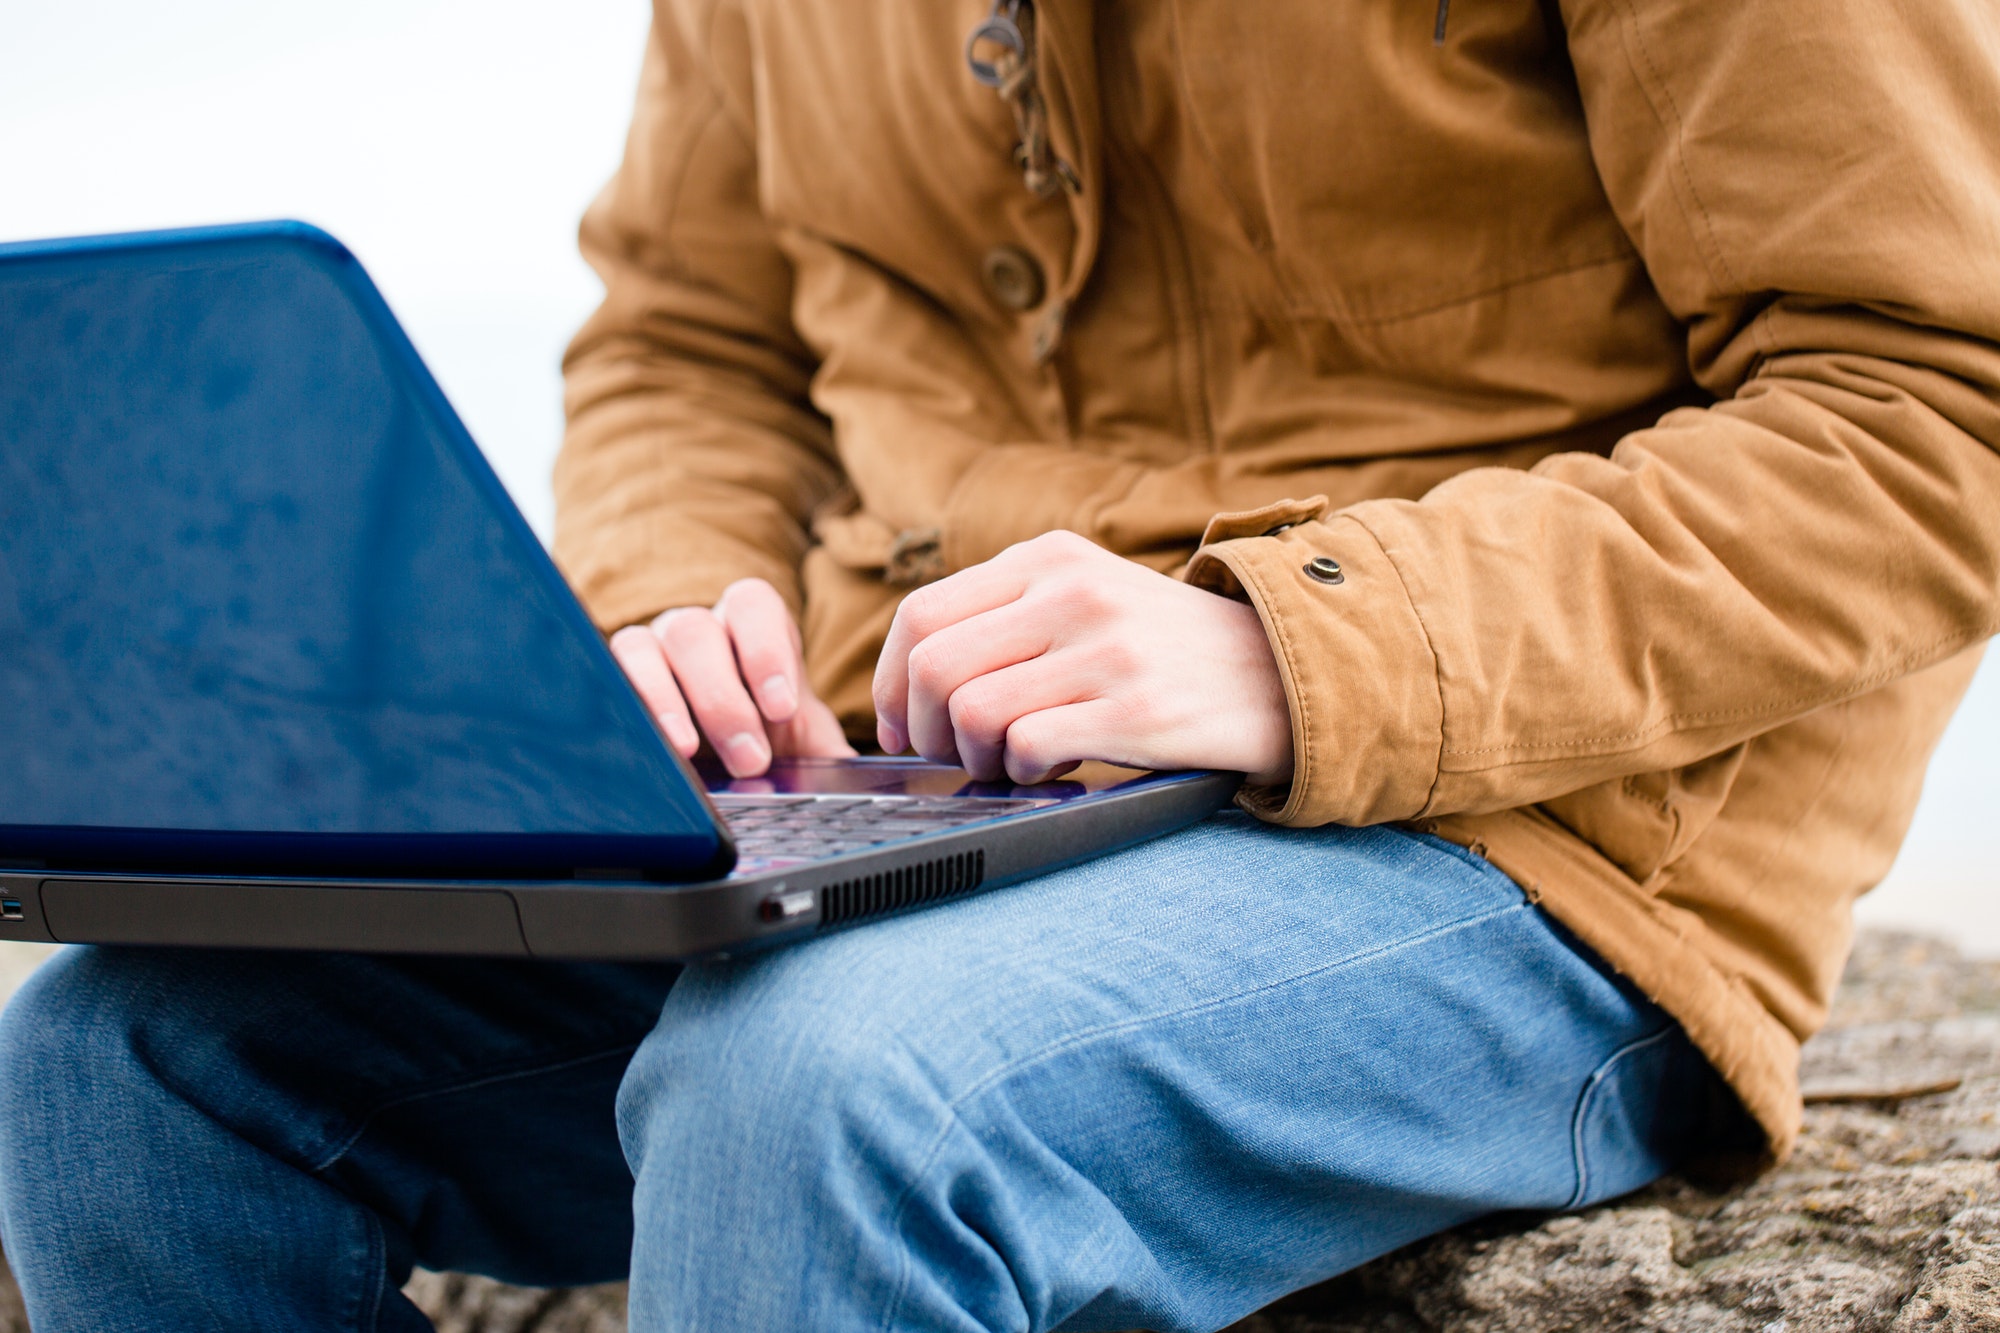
[717,792,1056,861]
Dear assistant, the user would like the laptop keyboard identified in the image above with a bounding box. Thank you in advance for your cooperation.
[711,793,1047,867]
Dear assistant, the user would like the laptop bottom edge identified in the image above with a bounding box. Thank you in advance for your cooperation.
[0,772,1240,961]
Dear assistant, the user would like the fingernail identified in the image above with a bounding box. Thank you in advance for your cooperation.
[660,716,698,754]
[725,732,769,771]
[877,721,904,754]
[761,674,797,719]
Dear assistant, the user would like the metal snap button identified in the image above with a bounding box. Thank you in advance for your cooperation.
[982,245,1046,311]
[1262,522,1297,537]
[1303,556,1344,585]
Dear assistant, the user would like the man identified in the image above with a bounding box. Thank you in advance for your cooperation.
[3,0,1997,1329]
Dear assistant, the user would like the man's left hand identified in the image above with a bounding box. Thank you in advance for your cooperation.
[872,531,1295,785]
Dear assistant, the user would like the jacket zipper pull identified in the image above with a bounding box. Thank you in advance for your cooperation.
[964,0,1077,199]
[965,0,1028,87]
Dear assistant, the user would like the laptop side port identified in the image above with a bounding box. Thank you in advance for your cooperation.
[758,889,816,923]
[0,875,54,941]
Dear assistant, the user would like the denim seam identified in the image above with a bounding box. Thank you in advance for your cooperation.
[941,900,1528,1115]
[1564,1024,1678,1210]
[308,1043,642,1175]
[869,1108,1135,1333]
[876,1113,968,1332]
[359,1206,389,1333]
[874,898,1530,1331]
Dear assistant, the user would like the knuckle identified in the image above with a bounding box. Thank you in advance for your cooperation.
[687,690,753,730]
[716,577,781,620]
[1015,532,1065,567]
[733,630,788,674]
[906,640,954,693]
[1004,724,1052,773]
[673,668,746,716]
[1041,577,1110,622]
[609,625,654,657]
[1090,637,1141,679]
[1038,529,1094,560]
[897,587,942,638]
[947,688,1000,740]
[652,606,715,650]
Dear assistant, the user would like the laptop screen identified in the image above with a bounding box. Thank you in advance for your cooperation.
[0,223,725,878]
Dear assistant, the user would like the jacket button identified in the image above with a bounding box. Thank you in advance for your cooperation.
[1303,556,1344,585]
[982,245,1046,311]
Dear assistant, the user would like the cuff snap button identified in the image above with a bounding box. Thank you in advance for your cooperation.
[1303,556,1345,585]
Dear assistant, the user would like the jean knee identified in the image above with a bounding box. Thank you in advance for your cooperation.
[0,949,141,1127]
[617,948,954,1197]
[0,949,190,1261]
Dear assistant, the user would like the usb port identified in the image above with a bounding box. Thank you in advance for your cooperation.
[0,900,22,922]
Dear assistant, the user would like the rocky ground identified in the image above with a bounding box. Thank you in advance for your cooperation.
[0,930,1994,1330]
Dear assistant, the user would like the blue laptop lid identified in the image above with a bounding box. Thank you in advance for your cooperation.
[0,221,729,878]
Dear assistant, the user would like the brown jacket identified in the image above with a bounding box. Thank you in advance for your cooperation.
[553,0,2000,1159]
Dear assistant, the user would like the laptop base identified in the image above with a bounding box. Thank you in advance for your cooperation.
[0,769,1239,960]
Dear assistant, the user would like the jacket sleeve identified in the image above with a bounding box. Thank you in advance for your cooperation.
[1188,0,2000,827]
[553,11,842,632]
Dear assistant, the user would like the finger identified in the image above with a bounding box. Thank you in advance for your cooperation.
[652,608,772,777]
[1001,699,1132,784]
[873,565,1032,754]
[609,626,700,755]
[903,600,1054,766]
[714,579,803,724]
[941,654,1090,780]
[770,693,861,760]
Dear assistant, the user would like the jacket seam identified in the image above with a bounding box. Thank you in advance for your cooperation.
[1099,71,1218,453]
[698,0,758,143]
[1621,772,1674,816]
[656,94,731,280]
[1229,553,1316,822]
[1690,678,1855,918]
[1165,7,1274,259]
[1610,0,1744,296]
[1277,246,1643,329]
[1344,513,1452,817]
[1437,623,1992,765]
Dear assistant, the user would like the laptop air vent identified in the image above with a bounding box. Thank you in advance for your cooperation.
[820,850,986,926]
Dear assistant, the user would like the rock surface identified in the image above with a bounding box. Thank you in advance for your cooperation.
[1237,930,2000,1333]
[0,931,1993,1330]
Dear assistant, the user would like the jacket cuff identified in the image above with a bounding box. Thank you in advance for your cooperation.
[1187,512,1444,826]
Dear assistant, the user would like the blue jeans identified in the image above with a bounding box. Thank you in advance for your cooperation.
[0,816,1732,1332]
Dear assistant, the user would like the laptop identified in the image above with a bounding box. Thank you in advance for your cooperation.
[0,221,1239,960]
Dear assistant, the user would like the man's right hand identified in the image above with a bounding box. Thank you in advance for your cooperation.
[609,578,856,777]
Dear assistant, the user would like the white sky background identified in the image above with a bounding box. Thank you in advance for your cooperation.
[2,0,1994,948]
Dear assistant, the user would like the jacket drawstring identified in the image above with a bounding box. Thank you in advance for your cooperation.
[1434,0,1451,44]
[965,0,1079,198]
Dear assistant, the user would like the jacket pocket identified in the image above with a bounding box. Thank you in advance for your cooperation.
[1538,745,1749,887]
